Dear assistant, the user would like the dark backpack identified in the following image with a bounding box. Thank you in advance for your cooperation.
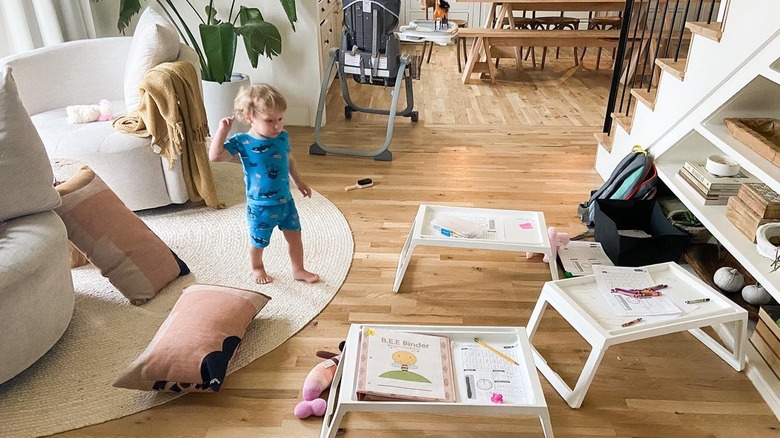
[578,145,658,228]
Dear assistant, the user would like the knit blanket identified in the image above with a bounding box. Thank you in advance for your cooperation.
[114,61,222,209]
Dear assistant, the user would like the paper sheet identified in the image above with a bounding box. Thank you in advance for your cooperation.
[452,341,528,405]
[594,266,683,317]
[557,241,614,276]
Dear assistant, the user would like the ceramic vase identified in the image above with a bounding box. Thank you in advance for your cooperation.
[201,73,250,137]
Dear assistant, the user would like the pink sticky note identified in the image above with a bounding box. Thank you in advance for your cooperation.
[519,222,533,230]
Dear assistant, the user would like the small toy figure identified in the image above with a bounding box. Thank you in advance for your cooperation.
[526,227,570,263]
[433,0,450,31]
[294,342,345,419]
[490,393,504,404]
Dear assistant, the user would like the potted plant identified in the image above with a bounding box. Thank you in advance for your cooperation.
[113,0,297,84]
[112,0,297,133]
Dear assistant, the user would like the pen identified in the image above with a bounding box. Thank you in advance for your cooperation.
[621,317,643,327]
[473,338,519,366]
[685,298,711,304]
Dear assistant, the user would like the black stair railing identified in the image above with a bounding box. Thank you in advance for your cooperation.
[603,0,720,134]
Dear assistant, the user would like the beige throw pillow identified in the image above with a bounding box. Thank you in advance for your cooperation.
[124,7,180,112]
[114,284,271,392]
[0,66,61,222]
[54,166,189,305]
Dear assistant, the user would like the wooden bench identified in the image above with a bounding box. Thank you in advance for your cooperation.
[458,28,622,83]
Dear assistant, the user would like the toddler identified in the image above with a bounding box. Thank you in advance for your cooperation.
[209,84,319,285]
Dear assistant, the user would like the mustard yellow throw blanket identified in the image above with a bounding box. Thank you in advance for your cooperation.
[114,61,223,209]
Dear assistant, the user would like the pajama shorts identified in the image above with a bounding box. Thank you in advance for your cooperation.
[246,201,301,248]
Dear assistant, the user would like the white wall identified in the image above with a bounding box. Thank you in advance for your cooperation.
[0,9,12,58]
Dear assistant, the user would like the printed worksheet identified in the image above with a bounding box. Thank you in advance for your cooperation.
[558,241,614,276]
[452,341,529,405]
[594,266,683,317]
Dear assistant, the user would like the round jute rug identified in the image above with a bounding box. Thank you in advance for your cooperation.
[0,161,353,438]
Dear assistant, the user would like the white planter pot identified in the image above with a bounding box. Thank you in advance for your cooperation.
[202,73,250,137]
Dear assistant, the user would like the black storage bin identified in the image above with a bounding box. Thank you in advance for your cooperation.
[594,199,690,266]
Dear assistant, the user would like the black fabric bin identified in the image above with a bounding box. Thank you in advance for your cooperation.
[594,199,690,266]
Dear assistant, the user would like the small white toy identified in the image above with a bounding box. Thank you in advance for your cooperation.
[66,99,112,124]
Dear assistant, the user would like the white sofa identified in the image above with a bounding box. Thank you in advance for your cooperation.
[0,37,199,211]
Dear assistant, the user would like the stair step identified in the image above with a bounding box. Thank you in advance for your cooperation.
[685,21,723,42]
[630,88,658,111]
[593,132,614,153]
[655,58,687,81]
[611,112,633,134]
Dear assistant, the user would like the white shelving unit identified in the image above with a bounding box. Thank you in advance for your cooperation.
[651,30,780,417]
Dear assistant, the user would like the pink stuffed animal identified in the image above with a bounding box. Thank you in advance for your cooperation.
[294,345,344,419]
[526,226,570,263]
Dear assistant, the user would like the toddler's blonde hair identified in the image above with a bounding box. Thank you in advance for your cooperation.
[233,84,287,120]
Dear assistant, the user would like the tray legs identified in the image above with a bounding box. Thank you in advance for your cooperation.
[392,219,418,293]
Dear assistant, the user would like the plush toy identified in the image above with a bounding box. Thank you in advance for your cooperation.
[526,226,570,263]
[66,99,112,124]
[294,341,345,419]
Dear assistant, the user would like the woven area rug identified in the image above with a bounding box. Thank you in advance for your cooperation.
[0,161,353,438]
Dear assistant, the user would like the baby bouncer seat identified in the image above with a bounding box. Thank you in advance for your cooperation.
[309,0,418,161]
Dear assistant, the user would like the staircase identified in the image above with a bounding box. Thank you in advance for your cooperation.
[594,0,780,419]
[595,0,780,177]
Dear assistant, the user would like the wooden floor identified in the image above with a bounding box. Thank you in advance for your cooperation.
[61,46,778,437]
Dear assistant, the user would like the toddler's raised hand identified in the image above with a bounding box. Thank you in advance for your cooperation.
[218,116,235,131]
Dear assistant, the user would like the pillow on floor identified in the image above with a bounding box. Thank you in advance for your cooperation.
[0,66,61,222]
[124,7,180,112]
[54,166,189,305]
[113,284,271,392]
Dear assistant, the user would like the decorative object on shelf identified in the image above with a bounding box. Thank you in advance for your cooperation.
[705,154,741,177]
[738,183,780,219]
[723,118,780,168]
[713,267,745,293]
[666,209,711,244]
[756,222,780,261]
[771,251,780,273]
[741,283,772,306]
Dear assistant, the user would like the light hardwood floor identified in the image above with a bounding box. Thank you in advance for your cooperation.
[61,46,779,437]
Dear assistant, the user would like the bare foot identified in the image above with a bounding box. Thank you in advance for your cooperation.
[293,270,320,283]
[252,267,273,284]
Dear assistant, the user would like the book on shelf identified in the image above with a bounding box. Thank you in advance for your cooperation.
[355,327,456,402]
[675,170,731,205]
[738,183,780,220]
[726,196,774,241]
[683,161,760,190]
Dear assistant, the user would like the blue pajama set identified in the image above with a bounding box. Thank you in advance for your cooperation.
[224,131,301,248]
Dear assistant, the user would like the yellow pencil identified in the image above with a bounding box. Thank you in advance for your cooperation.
[474,338,519,366]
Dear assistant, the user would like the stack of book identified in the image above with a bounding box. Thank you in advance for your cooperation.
[750,305,780,379]
[726,183,780,242]
[676,161,760,205]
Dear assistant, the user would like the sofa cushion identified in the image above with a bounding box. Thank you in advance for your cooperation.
[0,211,75,384]
[124,7,180,112]
[113,284,271,392]
[0,66,61,222]
[54,166,189,305]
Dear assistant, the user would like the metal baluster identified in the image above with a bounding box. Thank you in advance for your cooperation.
[675,0,693,61]
[707,0,717,24]
[695,0,705,21]
[646,0,670,92]
[663,0,681,58]
[603,0,636,133]
[625,0,654,116]
[617,0,645,114]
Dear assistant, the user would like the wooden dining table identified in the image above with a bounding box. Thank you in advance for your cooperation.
[456,0,628,83]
